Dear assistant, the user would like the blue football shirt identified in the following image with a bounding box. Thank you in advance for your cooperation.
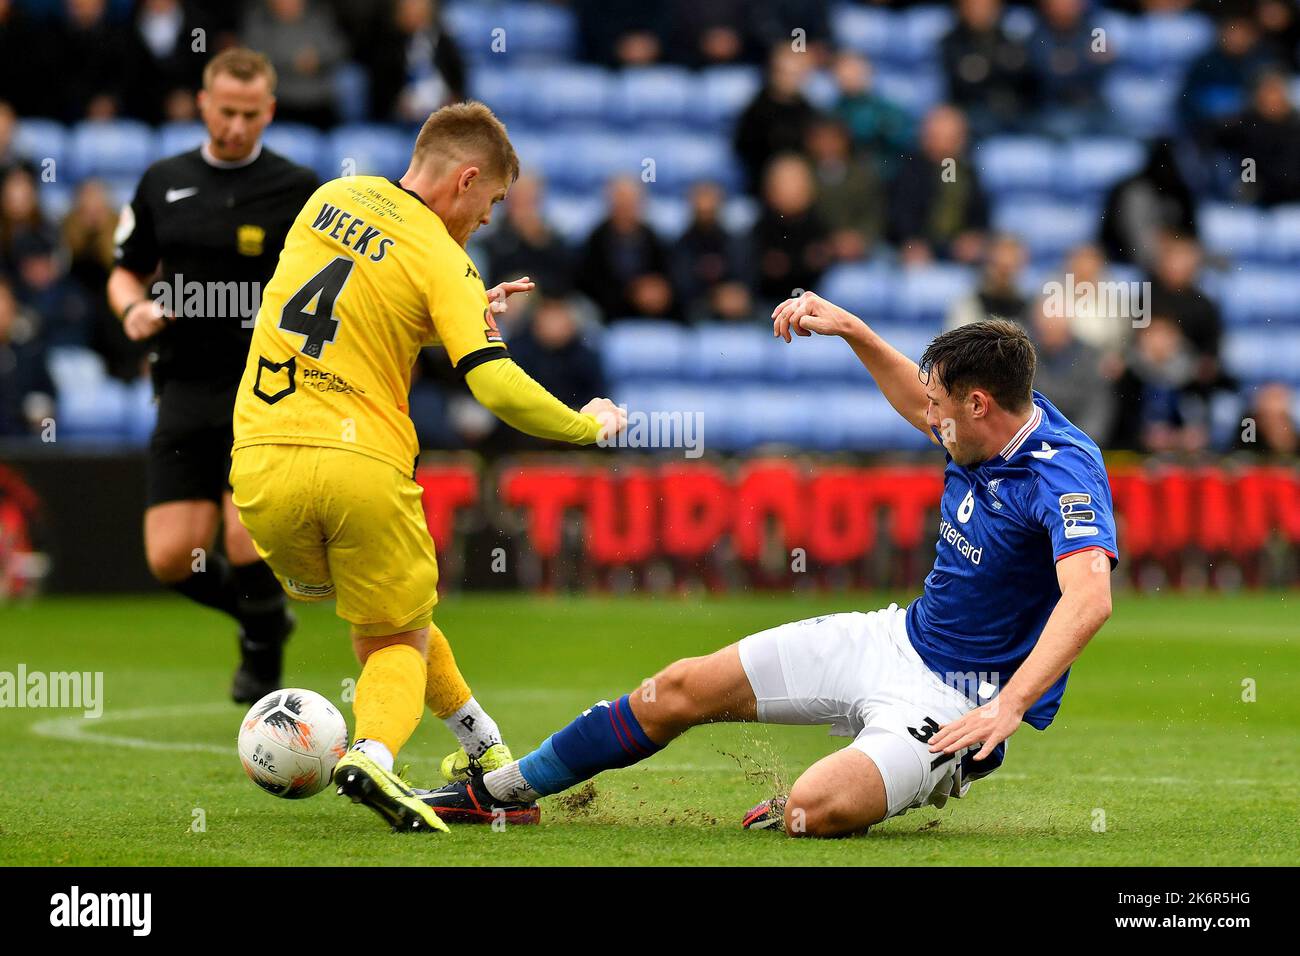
[905,390,1118,732]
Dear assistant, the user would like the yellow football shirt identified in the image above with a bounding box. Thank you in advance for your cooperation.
[233,175,504,475]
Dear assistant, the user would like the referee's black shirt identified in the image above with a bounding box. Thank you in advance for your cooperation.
[115,144,319,387]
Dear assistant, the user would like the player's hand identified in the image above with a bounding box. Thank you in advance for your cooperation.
[927,696,1026,762]
[486,276,535,314]
[771,291,858,342]
[581,397,627,441]
[122,300,170,341]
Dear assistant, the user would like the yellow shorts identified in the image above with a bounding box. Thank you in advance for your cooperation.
[229,444,438,637]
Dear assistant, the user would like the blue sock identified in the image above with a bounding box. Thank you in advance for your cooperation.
[514,694,661,797]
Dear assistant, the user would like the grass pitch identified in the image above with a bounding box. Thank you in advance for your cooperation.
[0,591,1295,866]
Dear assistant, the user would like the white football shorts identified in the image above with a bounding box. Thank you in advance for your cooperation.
[738,603,986,820]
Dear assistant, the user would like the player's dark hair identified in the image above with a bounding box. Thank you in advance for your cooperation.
[412,101,520,184]
[919,319,1036,412]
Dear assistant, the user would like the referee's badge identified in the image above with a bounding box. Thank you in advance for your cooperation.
[237,224,265,256]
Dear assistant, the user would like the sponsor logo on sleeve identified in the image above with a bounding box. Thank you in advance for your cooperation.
[1059,492,1098,538]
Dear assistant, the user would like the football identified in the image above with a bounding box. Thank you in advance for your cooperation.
[237,689,349,799]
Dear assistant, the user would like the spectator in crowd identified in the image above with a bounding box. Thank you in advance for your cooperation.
[243,0,347,128]
[12,230,93,350]
[806,117,885,263]
[0,277,54,438]
[0,164,48,268]
[753,152,830,301]
[573,0,667,67]
[1100,139,1198,270]
[62,180,147,381]
[890,104,988,266]
[734,44,819,194]
[1256,0,1300,70]
[363,0,466,123]
[55,0,149,121]
[1148,233,1223,376]
[1114,313,1209,454]
[747,0,832,62]
[941,0,1030,137]
[135,0,213,123]
[0,101,19,170]
[1030,296,1115,440]
[1056,243,1132,360]
[0,1,53,119]
[664,0,754,67]
[1181,2,1280,142]
[576,176,676,321]
[482,173,572,301]
[1234,382,1298,456]
[947,232,1029,328]
[1215,68,1300,206]
[1026,0,1113,136]
[507,295,607,417]
[831,52,913,180]
[671,180,750,321]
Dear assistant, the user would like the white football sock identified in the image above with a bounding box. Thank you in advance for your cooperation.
[351,738,394,772]
[484,761,540,803]
[443,697,502,759]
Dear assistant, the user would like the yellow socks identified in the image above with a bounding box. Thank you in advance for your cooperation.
[353,643,426,759]
[424,623,472,719]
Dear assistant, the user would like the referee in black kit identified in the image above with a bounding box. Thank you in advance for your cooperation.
[107,48,318,703]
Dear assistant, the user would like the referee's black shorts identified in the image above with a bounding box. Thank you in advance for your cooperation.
[147,379,241,507]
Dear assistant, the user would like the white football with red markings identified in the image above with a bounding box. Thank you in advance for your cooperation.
[237,689,349,799]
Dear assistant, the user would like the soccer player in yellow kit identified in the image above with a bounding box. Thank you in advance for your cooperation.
[229,102,625,833]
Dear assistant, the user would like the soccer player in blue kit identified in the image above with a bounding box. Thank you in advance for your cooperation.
[418,291,1118,837]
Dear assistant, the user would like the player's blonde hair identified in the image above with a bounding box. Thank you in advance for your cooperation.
[203,48,278,93]
[411,101,520,184]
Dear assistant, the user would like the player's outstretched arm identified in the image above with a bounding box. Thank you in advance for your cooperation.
[464,357,626,444]
[927,548,1114,761]
[772,291,931,437]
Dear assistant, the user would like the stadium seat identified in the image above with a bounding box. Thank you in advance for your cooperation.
[156,122,206,158]
[695,66,762,129]
[13,118,68,172]
[975,136,1058,195]
[731,386,822,447]
[873,68,944,118]
[610,67,694,126]
[901,5,954,65]
[320,124,410,180]
[1200,203,1265,261]
[68,120,155,180]
[1264,205,1300,263]
[1217,269,1300,326]
[532,65,611,123]
[542,191,604,242]
[818,263,896,320]
[831,4,893,60]
[895,265,976,322]
[1123,12,1216,71]
[1223,328,1300,383]
[689,324,772,382]
[1103,70,1180,138]
[47,347,130,440]
[261,123,325,171]
[334,62,371,125]
[992,199,1098,258]
[467,67,534,121]
[640,132,740,191]
[602,320,689,381]
[1063,138,1146,196]
[643,196,690,239]
[765,323,868,383]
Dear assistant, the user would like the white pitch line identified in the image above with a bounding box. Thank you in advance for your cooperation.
[29,702,233,755]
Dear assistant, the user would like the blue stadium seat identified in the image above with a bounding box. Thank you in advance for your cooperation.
[831,5,893,60]
[467,67,535,120]
[69,120,154,180]
[870,323,938,364]
[156,122,206,158]
[765,323,869,383]
[689,324,771,381]
[901,6,954,65]
[975,136,1058,195]
[532,65,610,123]
[47,347,130,440]
[732,386,821,447]
[818,263,896,320]
[1063,138,1146,196]
[802,70,839,111]
[1200,203,1265,262]
[993,199,1098,258]
[644,196,689,239]
[1223,329,1300,384]
[1216,269,1300,325]
[13,118,67,171]
[641,132,739,191]
[262,123,325,171]
[542,192,604,242]
[549,129,635,190]
[1264,205,1300,263]
[695,66,762,129]
[321,125,409,180]
[602,320,689,381]
[873,68,944,117]
[1103,71,1180,138]
[610,67,694,126]
[1123,12,1216,72]
[895,266,976,322]
[446,2,576,63]
[334,62,371,125]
